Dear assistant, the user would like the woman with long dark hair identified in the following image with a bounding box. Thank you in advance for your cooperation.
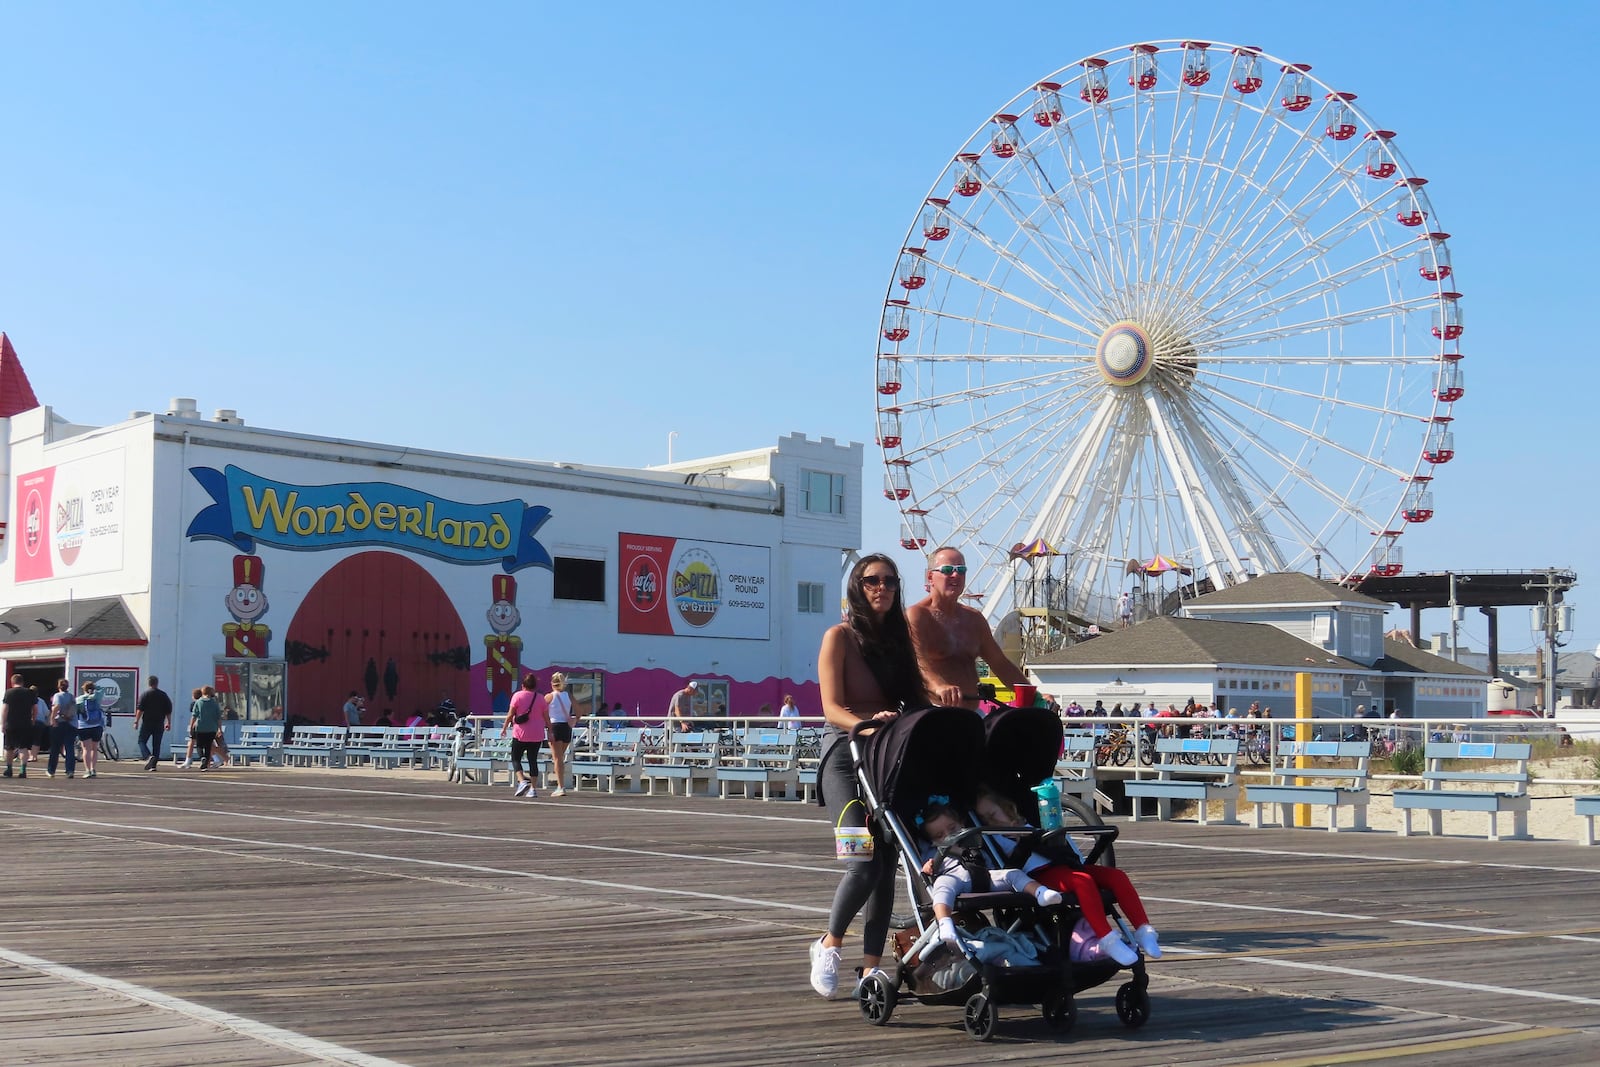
[806,553,927,999]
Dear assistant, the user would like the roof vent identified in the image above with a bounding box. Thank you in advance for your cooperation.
[213,408,244,425]
[166,397,200,418]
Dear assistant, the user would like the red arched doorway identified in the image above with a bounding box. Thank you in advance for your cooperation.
[285,551,470,724]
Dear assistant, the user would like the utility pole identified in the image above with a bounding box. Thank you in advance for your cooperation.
[1526,568,1574,717]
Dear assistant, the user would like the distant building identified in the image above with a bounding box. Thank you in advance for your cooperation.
[1027,571,1485,719]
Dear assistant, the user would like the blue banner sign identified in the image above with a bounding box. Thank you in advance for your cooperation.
[186,465,552,572]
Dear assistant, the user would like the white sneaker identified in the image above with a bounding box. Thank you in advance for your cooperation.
[550,787,566,797]
[512,780,528,797]
[1133,923,1163,960]
[179,760,192,769]
[525,788,538,798]
[809,937,842,998]
[1094,930,1139,966]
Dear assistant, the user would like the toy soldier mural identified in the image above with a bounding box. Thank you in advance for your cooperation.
[222,554,272,657]
[484,573,523,715]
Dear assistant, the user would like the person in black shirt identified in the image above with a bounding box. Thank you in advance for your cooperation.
[134,677,174,772]
[3,675,37,778]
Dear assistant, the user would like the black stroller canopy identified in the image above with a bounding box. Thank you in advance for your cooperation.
[982,705,1065,819]
[859,706,987,826]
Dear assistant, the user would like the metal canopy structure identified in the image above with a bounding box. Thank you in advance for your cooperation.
[1357,569,1577,685]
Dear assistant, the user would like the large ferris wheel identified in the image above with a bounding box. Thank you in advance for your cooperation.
[876,40,1465,631]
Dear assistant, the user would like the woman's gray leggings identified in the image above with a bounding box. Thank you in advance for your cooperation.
[821,740,896,958]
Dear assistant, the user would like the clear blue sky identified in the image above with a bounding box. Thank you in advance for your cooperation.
[3,1,1595,665]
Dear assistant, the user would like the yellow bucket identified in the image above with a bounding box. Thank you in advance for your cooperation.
[834,799,874,862]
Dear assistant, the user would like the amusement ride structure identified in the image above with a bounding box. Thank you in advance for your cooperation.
[875,40,1466,644]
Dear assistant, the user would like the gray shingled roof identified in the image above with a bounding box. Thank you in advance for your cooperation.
[1184,570,1392,610]
[1374,637,1486,678]
[1030,616,1368,671]
[0,597,144,646]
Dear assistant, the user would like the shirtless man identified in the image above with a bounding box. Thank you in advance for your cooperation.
[906,546,1039,710]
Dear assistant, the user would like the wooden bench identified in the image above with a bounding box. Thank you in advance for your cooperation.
[570,728,645,793]
[1123,737,1240,825]
[1054,731,1098,806]
[716,728,800,801]
[1577,796,1600,847]
[1392,741,1531,841]
[230,724,284,766]
[280,726,348,768]
[1247,740,1371,832]
[641,731,721,796]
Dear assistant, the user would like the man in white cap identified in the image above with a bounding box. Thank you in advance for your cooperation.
[667,680,698,733]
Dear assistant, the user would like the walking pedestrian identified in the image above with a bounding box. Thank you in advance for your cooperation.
[3,675,35,779]
[188,686,223,770]
[46,680,78,778]
[135,676,174,771]
[74,680,107,778]
[503,674,545,798]
[545,672,575,796]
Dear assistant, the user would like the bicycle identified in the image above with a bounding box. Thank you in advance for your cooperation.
[74,730,120,764]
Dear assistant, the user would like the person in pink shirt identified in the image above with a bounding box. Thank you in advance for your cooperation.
[503,674,547,798]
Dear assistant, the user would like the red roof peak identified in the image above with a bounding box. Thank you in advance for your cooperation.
[0,333,42,419]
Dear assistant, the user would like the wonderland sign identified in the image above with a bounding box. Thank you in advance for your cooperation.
[186,465,553,572]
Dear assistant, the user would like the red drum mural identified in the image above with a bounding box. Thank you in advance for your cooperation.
[285,551,470,724]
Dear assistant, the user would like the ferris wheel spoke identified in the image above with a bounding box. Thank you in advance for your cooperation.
[894,364,1100,419]
[983,151,1123,308]
[1140,393,1252,584]
[1200,300,1432,353]
[1036,116,1136,298]
[905,306,1088,349]
[920,253,1098,338]
[942,203,1113,327]
[1197,241,1407,342]
[1201,370,1426,425]
[1195,191,1397,321]
[1191,376,1414,484]
[1181,388,1381,569]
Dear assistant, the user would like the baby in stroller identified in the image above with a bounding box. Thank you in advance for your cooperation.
[917,799,1064,950]
[973,787,1161,965]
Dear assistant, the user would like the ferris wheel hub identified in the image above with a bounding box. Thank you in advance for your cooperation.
[1095,321,1153,386]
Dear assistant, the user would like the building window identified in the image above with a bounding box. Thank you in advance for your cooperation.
[798,581,826,614]
[800,470,846,515]
[1352,614,1372,655]
[554,557,606,602]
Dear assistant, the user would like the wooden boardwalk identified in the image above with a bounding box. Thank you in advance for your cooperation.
[1,765,1598,1066]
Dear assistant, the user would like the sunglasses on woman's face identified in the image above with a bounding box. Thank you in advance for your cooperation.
[860,574,900,588]
[933,564,967,576]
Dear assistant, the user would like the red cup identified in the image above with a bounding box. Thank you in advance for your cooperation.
[1010,684,1038,708]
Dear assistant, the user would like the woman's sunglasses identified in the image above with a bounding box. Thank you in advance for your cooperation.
[932,564,967,576]
[860,574,900,588]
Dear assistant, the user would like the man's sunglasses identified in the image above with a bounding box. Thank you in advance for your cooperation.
[860,574,900,588]
[932,564,967,576]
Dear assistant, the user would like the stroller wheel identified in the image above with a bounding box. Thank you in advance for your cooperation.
[1041,992,1076,1032]
[857,972,897,1026]
[1115,981,1151,1028]
[962,992,997,1042]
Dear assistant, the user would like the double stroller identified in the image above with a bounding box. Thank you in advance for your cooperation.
[847,705,1152,1040]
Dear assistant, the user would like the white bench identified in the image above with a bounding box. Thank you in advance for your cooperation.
[570,728,645,793]
[1054,731,1098,806]
[342,727,428,769]
[641,731,721,796]
[1247,740,1371,832]
[1123,737,1241,825]
[453,735,515,786]
[1576,796,1600,847]
[716,729,799,800]
[230,724,284,766]
[280,726,348,768]
[1392,741,1531,841]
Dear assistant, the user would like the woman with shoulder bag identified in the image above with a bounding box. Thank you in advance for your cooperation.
[503,674,545,798]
